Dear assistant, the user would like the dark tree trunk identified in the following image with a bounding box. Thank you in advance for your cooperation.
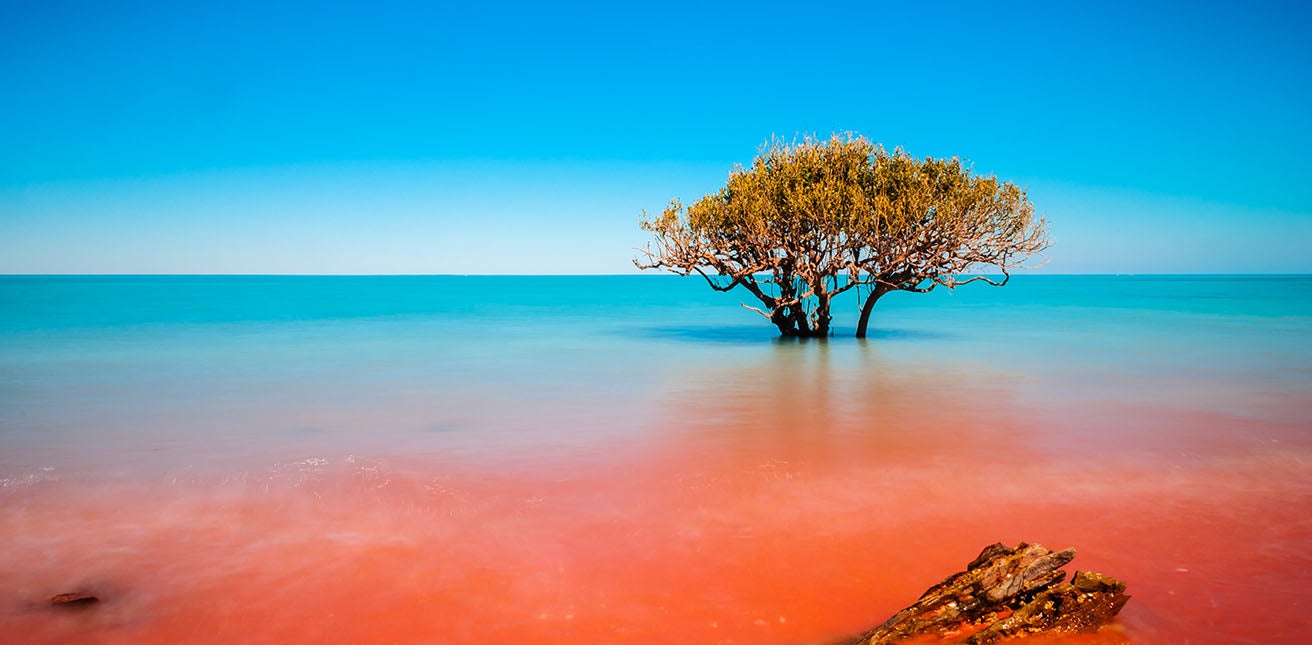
[789,306,810,336]
[771,306,799,336]
[772,319,795,336]
[771,304,829,338]
[812,293,832,337]
[855,284,892,338]
[763,271,833,338]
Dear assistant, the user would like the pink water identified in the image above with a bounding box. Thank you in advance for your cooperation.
[2,275,1311,643]
[3,371,1309,644]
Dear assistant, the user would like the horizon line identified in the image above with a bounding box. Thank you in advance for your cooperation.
[2,272,1310,278]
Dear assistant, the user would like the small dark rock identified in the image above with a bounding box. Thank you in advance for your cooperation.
[50,592,99,607]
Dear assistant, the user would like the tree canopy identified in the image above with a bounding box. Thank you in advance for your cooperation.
[636,134,1049,337]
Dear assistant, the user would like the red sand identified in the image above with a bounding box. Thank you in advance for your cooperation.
[3,387,1311,643]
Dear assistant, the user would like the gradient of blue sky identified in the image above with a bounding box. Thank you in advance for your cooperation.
[1,0,1309,273]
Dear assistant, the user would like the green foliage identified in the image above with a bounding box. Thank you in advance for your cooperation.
[637,134,1048,337]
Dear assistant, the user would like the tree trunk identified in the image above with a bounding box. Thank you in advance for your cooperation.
[771,306,804,337]
[771,304,829,338]
[771,310,799,336]
[855,284,891,338]
[789,305,810,336]
[813,293,832,337]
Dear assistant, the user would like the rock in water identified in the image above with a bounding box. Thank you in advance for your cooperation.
[849,542,1129,644]
[50,592,99,607]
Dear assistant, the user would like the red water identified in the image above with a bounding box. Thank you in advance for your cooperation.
[2,374,1310,643]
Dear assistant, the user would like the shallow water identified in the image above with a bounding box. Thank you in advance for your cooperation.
[1,275,1310,643]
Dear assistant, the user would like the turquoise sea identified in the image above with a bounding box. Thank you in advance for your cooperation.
[2,275,1310,643]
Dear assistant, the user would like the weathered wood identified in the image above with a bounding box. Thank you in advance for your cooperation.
[849,542,1128,644]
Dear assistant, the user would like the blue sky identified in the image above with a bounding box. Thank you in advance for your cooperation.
[1,0,1309,273]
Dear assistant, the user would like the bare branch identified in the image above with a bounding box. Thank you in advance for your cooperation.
[740,302,772,319]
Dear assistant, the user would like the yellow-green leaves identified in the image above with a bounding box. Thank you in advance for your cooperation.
[635,133,1049,337]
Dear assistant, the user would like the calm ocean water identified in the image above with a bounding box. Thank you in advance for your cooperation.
[2,275,1310,643]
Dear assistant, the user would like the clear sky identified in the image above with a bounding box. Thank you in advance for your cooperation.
[2,0,1309,274]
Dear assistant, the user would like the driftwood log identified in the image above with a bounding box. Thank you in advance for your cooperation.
[849,542,1129,644]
